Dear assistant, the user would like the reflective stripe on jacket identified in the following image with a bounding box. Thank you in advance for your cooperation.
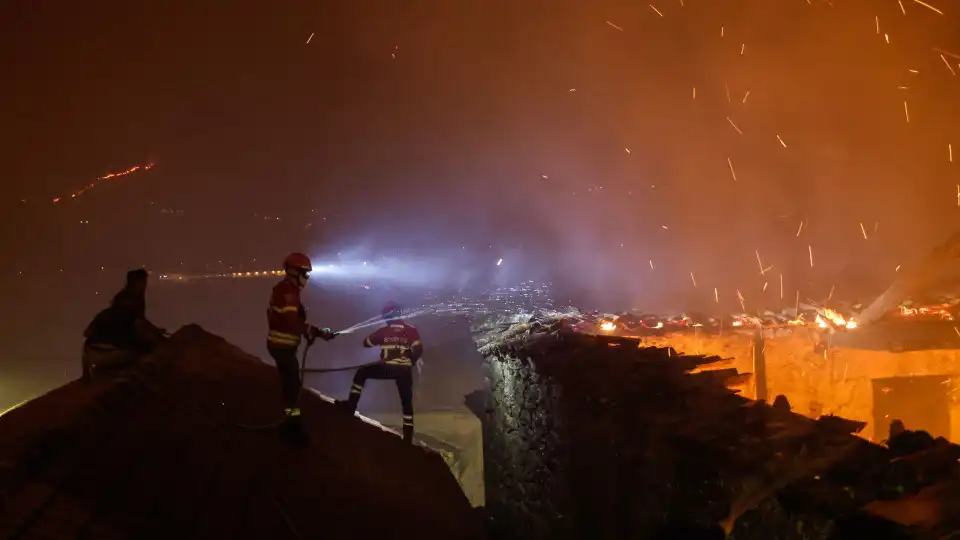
[363,321,423,366]
[267,278,308,348]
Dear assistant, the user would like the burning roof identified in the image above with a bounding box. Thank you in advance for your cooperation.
[0,325,484,539]
[474,320,960,537]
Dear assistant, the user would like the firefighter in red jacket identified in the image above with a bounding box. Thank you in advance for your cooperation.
[267,252,335,445]
[339,301,423,443]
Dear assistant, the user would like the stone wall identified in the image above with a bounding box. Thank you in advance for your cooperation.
[467,354,570,540]
[470,335,748,539]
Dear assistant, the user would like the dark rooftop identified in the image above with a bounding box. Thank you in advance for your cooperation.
[0,325,484,540]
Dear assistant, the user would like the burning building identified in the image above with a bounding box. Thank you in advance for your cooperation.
[468,319,960,539]
[590,231,960,443]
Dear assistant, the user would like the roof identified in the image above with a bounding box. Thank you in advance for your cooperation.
[474,321,960,537]
[0,325,484,540]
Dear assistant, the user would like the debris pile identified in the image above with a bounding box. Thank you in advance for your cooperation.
[0,325,484,539]
[469,318,960,539]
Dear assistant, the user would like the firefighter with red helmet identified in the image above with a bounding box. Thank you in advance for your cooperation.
[339,301,423,444]
[267,252,336,445]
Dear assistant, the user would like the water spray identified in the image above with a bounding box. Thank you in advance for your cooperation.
[335,307,437,334]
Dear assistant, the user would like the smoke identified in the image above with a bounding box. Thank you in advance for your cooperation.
[304,0,960,315]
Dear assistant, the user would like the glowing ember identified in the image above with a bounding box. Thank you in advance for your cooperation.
[52,163,155,204]
[899,305,954,320]
[600,321,617,332]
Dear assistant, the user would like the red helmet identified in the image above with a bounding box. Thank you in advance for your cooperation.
[283,252,312,272]
[382,301,402,319]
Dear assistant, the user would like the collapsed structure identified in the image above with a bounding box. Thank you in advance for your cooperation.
[0,325,484,539]
[468,315,960,539]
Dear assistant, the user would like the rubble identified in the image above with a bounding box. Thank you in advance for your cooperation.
[0,325,484,539]
[469,317,960,539]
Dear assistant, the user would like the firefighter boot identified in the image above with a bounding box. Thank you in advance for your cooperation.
[336,393,360,415]
[402,425,414,444]
[333,400,355,415]
[280,415,311,447]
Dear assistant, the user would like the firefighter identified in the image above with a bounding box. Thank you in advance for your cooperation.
[82,268,166,383]
[267,252,336,445]
[339,301,423,444]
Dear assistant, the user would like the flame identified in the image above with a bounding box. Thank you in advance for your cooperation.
[813,308,858,330]
[600,321,617,332]
[823,308,847,327]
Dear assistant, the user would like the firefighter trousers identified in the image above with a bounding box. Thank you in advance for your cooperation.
[345,363,414,443]
[268,346,303,422]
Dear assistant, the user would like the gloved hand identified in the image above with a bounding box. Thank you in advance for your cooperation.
[308,326,337,341]
[320,328,338,341]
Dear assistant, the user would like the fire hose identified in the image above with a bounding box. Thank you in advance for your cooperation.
[233,342,382,430]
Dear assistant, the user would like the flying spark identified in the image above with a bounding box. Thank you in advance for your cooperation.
[808,245,814,267]
[690,272,697,287]
[904,101,910,123]
[913,0,943,15]
[796,220,804,237]
[860,222,868,239]
[725,116,743,134]
[606,20,624,32]
[779,273,784,299]
[776,134,787,148]
[306,32,315,44]
[941,54,956,75]
[741,90,751,103]
[649,5,664,17]
[727,157,738,182]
